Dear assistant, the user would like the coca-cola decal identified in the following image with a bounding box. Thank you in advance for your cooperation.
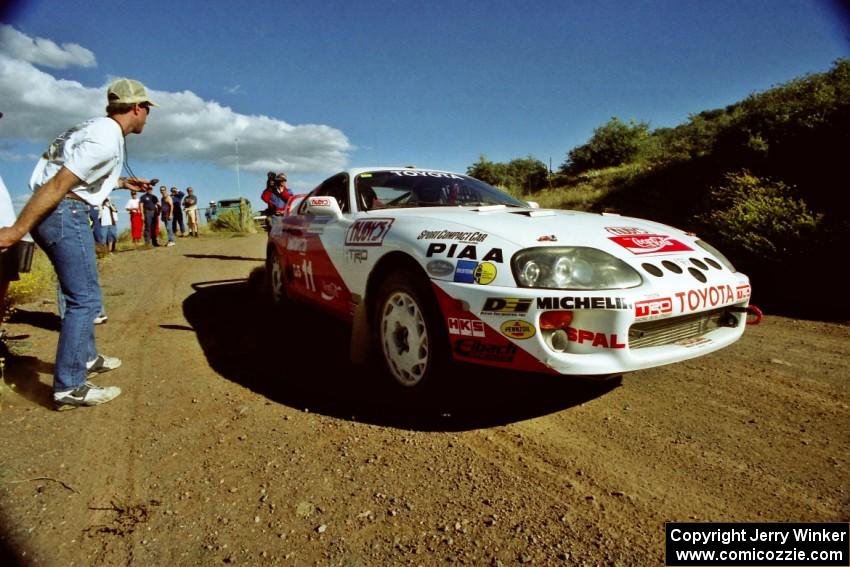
[608,234,693,255]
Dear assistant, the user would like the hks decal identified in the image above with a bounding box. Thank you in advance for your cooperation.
[447,318,486,337]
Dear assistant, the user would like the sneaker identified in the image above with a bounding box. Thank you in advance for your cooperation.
[86,354,122,377]
[167,241,175,247]
[93,314,108,325]
[54,382,121,411]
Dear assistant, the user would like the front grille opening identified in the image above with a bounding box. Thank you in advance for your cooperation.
[629,307,740,349]
[662,260,682,274]
[642,263,663,277]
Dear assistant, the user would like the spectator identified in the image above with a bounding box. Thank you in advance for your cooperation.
[100,198,118,253]
[170,186,186,237]
[183,187,199,237]
[125,190,143,244]
[139,185,160,246]
[0,78,155,410]
[261,171,293,215]
[0,171,35,340]
[159,186,175,247]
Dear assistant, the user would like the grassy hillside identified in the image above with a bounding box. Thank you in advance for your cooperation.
[478,59,850,321]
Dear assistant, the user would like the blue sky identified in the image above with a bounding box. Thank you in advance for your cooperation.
[1,0,848,229]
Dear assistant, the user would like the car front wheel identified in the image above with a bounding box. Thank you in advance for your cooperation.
[373,272,447,390]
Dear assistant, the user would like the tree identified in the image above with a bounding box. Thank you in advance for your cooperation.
[561,117,650,174]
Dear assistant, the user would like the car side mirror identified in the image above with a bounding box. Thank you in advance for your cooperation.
[306,196,343,219]
[526,201,540,209]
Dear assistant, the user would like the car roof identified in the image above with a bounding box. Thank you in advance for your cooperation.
[344,166,463,177]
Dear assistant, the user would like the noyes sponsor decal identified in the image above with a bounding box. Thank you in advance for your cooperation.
[345,218,394,246]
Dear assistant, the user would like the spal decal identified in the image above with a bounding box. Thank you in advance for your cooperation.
[635,297,673,319]
[418,230,488,243]
[500,320,536,339]
[482,297,532,315]
[426,243,503,263]
[537,296,631,310]
[675,285,737,313]
[473,262,497,285]
[454,339,517,362]
[447,318,486,337]
[609,234,693,255]
[561,327,626,349]
[345,218,394,246]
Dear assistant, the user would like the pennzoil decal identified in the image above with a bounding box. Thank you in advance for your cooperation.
[345,218,394,246]
[608,234,692,255]
[500,320,536,339]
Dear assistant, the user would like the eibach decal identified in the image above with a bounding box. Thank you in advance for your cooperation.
[608,234,693,255]
[345,218,394,246]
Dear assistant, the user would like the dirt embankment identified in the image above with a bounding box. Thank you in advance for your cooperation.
[0,233,848,566]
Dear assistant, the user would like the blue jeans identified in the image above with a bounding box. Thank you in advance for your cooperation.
[162,215,175,242]
[143,210,158,245]
[33,198,100,393]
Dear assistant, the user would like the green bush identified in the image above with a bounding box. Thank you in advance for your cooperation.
[697,171,821,260]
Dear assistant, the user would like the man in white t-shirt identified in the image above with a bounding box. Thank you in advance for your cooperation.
[0,78,156,410]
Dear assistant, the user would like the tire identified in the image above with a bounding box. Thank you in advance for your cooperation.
[265,246,287,307]
[372,270,448,390]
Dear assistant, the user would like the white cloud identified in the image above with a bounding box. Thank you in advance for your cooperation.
[0,26,352,176]
[0,24,96,69]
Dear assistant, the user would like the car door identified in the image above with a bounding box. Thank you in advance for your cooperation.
[295,173,356,319]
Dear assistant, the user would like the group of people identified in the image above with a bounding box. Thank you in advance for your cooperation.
[124,185,199,246]
[0,78,157,410]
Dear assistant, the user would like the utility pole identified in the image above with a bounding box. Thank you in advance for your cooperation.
[235,137,242,195]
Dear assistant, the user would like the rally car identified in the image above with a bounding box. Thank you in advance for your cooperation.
[265,167,759,389]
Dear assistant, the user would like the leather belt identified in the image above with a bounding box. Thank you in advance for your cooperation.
[65,192,85,203]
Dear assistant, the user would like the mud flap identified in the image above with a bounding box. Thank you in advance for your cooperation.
[350,301,372,365]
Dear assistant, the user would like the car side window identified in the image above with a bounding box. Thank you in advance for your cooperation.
[315,173,350,213]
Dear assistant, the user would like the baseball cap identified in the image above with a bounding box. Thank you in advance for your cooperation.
[277,172,287,181]
[107,78,158,106]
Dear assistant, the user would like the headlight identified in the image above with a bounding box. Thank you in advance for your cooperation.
[512,247,642,290]
[695,240,736,272]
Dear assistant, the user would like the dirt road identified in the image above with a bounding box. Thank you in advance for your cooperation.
[0,233,848,566]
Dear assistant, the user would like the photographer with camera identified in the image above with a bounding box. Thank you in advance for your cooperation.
[0,78,157,410]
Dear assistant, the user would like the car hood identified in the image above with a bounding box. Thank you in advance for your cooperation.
[374,206,699,257]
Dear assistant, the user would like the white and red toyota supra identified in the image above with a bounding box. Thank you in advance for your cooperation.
[265,167,759,389]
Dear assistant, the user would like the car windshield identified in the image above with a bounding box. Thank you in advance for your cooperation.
[355,170,527,211]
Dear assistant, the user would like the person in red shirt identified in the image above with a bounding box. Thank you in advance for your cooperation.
[261,172,293,215]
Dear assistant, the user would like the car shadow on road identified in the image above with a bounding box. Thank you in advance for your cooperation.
[183,271,620,432]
